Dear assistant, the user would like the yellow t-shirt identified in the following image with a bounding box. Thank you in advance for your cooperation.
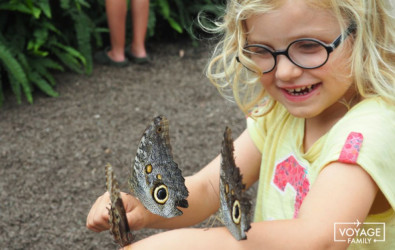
[248,98,395,249]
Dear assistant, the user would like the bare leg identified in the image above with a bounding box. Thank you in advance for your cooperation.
[130,0,149,58]
[105,0,127,62]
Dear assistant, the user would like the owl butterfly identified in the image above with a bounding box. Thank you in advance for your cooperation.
[105,163,133,247]
[219,127,252,240]
[129,115,189,218]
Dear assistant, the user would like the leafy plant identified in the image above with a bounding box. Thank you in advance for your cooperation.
[0,0,225,107]
[0,0,104,106]
[147,0,225,42]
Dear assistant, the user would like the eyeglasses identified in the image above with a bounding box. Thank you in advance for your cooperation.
[236,23,356,74]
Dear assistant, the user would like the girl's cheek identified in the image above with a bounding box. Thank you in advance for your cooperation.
[327,42,354,75]
[327,59,353,84]
[259,74,275,88]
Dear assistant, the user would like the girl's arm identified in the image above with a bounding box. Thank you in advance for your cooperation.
[126,161,378,249]
[86,129,262,231]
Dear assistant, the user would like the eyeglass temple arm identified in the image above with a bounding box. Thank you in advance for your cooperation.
[331,21,357,49]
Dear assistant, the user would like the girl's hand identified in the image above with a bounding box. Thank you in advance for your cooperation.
[86,191,158,232]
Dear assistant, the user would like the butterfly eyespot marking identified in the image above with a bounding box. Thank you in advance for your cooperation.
[153,184,169,204]
[156,127,162,133]
[157,174,162,180]
[145,164,152,174]
[232,200,241,225]
[225,183,229,194]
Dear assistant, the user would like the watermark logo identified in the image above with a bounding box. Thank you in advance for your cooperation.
[334,220,385,244]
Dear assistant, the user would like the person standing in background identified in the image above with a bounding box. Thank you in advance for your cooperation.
[95,0,150,67]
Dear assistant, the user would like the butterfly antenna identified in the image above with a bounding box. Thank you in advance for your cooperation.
[204,213,224,230]
[207,179,220,200]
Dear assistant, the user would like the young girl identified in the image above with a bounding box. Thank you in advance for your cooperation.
[87,0,395,249]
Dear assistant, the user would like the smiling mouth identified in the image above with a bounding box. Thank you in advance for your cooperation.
[284,83,320,96]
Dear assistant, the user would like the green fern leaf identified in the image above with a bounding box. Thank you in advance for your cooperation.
[51,47,84,74]
[7,16,28,52]
[38,58,64,71]
[52,42,86,66]
[37,0,51,18]
[41,21,60,34]
[20,81,33,104]
[30,72,59,97]
[0,3,32,15]
[10,52,34,104]
[76,0,91,8]
[8,74,22,104]
[167,17,183,34]
[30,56,65,86]
[0,43,29,90]
[92,27,108,47]
[0,2,42,18]
[0,72,4,107]
[158,0,170,18]
[60,0,70,10]
[147,7,157,37]
[30,59,56,86]
[72,12,93,74]
[27,28,49,56]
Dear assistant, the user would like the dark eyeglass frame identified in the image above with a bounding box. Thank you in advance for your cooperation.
[236,22,356,74]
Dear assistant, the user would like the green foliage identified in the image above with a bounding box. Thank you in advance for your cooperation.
[147,0,226,41]
[0,0,104,106]
[0,0,225,107]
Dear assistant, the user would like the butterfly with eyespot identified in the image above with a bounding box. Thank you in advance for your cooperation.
[129,115,189,218]
[105,163,133,247]
[219,127,252,240]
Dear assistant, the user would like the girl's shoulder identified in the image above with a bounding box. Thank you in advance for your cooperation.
[328,97,394,137]
[348,97,395,114]
[320,97,395,167]
[318,98,395,209]
[333,97,395,132]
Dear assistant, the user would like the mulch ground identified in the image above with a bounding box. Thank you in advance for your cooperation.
[0,40,248,249]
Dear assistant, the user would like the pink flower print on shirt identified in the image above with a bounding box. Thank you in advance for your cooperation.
[273,155,310,218]
[339,132,363,164]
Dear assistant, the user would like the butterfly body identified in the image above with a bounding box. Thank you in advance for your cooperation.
[129,115,189,218]
[219,127,252,240]
[105,163,133,247]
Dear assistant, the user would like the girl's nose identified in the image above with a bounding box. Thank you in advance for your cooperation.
[274,55,303,82]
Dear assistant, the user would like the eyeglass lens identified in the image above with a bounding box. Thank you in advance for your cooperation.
[243,39,329,73]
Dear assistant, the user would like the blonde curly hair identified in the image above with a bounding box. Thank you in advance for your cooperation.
[205,0,395,117]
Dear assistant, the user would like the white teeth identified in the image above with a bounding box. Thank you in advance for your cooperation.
[286,84,315,95]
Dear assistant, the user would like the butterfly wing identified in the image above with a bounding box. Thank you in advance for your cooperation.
[129,115,189,218]
[219,127,252,240]
[105,163,133,247]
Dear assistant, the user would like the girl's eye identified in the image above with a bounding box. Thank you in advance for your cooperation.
[244,46,272,58]
[293,41,323,53]
[248,47,269,54]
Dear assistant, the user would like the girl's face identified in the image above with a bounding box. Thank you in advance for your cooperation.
[245,0,356,121]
